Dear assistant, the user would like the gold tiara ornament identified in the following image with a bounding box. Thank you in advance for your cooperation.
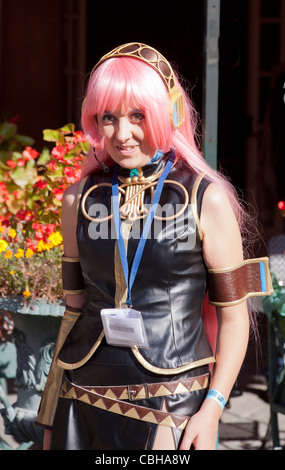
[90,42,185,128]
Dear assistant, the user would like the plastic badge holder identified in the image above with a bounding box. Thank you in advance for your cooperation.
[101,307,149,348]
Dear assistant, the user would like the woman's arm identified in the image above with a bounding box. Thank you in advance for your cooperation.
[180,183,250,450]
[43,181,85,449]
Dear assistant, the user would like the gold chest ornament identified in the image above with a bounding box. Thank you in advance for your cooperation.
[81,159,189,224]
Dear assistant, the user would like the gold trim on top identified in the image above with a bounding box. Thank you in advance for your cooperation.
[131,346,215,375]
[208,291,272,307]
[190,173,205,241]
[208,257,269,274]
[62,289,84,295]
[57,329,105,370]
[62,256,80,262]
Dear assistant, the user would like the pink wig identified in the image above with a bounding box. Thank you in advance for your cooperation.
[81,54,259,338]
[81,56,254,254]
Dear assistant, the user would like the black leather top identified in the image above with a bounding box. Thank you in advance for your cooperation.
[58,153,213,370]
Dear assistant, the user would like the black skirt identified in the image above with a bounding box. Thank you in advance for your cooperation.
[50,340,209,450]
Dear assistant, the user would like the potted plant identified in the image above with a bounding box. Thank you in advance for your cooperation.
[0,118,89,446]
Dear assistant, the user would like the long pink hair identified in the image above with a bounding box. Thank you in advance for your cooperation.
[81,55,260,340]
[81,57,254,250]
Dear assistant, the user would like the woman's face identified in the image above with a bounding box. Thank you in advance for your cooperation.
[96,105,157,169]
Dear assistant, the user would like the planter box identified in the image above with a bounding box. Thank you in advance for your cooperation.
[0,296,64,446]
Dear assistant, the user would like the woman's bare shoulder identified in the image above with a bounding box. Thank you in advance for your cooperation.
[62,180,82,207]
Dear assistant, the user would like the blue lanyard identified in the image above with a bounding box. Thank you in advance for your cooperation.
[112,152,175,306]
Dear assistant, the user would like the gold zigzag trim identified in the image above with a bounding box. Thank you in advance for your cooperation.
[59,375,209,430]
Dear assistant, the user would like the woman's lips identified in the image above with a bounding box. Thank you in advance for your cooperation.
[117,146,138,155]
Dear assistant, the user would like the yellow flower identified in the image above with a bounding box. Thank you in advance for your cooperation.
[25,248,34,258]
[48,231,63,247]
[14,248,24,258]
[9,270,15,275]
[4,250,13,259]
[8,228,17,238]
[23,290,31,298]
[0,226,4,233]
[37,239,53,252]
[0,239,8,252]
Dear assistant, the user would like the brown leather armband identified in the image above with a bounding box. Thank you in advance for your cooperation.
[62,255,85,294]
[207,257,274,306]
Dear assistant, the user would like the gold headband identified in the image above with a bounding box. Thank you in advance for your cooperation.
[90,42,185,128]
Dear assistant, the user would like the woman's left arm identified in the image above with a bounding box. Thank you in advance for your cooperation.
[180,183,250,450]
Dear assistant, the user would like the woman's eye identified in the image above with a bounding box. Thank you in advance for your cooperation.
[102,114,115,123]
[130,112,145,122]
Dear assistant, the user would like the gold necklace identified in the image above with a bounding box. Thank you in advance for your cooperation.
[81,158,189,223]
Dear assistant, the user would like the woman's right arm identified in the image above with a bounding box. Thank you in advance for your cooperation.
[42,181,85,449]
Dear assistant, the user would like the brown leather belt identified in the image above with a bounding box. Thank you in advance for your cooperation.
[60,373,209,430]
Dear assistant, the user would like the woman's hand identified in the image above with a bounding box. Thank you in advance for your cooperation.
[179,399,221,450]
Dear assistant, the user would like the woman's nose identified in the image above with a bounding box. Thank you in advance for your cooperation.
[116,118,132,142]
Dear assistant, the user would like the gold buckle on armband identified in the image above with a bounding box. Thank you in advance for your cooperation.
[207,257,274,306]
[62,255,85,295]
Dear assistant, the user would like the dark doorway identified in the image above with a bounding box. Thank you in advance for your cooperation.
[85,1,248,190]
[86,1,205,120]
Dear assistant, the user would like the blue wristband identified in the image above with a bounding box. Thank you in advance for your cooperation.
[206,389,226,410]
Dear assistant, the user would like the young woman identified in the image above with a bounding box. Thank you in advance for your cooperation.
[36,43,273,450]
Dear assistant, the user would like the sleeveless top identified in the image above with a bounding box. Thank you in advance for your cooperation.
[57,153,215,374]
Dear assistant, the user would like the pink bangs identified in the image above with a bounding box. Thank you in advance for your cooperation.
[81,57,173,152]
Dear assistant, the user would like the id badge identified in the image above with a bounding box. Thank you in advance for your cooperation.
[101,307,149,348]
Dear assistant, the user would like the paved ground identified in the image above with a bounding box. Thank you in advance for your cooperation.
[219,375,285,450]
[218,336,285,451]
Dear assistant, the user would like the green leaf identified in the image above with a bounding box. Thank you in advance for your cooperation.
[80,141,91,153]
[10,166,38,188]
[43,129,61,142]
[0,122,17,141]
[12,151,23,160]
[37,147,51,165]
[52,197,62,206]
[0,150,9,162]
[58,123,75,133]
[26,159,35,169]
[45,169,64,181]
[0,160,11,170]
[14,134,35,147]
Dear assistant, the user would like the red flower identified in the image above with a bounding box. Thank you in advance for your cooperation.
[0,182,9,201]
[0,218,11,227]
[63,166,81,184]
[26,238,37,252]
[23,146,39,161]
[278,201,285,211]
[52,144,66,160]
[73,131,86,143]
[17,158,25,167]
[32,223,57,241]
[52,186,66,202]
[16,210,34,222]
[35,179,48,189]
[6,160,16,168]
[43,223,56,234]
[48,160,57,172]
